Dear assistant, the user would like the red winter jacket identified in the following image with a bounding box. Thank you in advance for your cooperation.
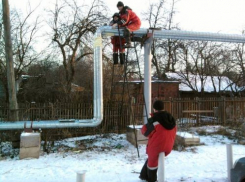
[118,6,141,31]
[141,111,177,157]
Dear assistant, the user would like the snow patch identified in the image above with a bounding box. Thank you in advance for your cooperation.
[1,130,245,182]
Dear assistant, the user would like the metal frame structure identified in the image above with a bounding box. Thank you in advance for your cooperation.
[1,26,245,129]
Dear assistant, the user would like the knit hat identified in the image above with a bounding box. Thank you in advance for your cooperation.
[117,1,124,7]
[112,13,120,18]
[153,100,164,111]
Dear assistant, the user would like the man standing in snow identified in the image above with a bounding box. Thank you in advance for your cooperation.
[140,100,177,182]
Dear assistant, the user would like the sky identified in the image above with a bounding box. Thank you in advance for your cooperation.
[9,0,245,35]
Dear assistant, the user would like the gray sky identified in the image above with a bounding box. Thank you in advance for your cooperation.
[10,0,245,34]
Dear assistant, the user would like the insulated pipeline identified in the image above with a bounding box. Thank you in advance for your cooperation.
[1,26,245,130]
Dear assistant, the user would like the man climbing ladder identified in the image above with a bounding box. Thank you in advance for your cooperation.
[112,1,141,48]
[110,13,126,65]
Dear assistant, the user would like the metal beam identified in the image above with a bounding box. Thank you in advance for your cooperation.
[102,26,245,43]
[143,33,153,124]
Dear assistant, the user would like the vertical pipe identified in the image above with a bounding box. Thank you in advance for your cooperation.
[143,34,153,124]
[158,152,165,182]
[98,43,103,121]
[93,32,103,121]
[226,144,233,182]
[76,171,86,182]
[93,41,98,120]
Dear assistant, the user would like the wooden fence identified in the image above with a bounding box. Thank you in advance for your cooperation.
[0,97,245,134]
[162,97,245,126]
[0,102,144,135]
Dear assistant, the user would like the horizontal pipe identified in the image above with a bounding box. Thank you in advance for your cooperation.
[1,26,245,130]
[0,27,104,130]
[102,26,245,43]
[0,120,101,130]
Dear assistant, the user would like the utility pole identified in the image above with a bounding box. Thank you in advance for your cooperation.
[2,0,19,121]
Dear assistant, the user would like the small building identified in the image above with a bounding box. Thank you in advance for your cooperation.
[125,79,180,103]
[151,80,180,98]
[165,72,240,98]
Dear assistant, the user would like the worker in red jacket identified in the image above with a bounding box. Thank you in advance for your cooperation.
[110,13,126,65]
[139,100,177,182]
[113,1,141,48]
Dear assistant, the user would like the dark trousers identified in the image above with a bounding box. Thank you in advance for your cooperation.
[139,159,157,182]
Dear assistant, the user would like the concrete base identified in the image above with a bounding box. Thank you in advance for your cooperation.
[126,125,148,146]
[176,132,200,145]
[127,127,200,147]
[19,132,41,159]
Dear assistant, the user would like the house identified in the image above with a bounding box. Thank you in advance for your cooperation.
[165,72,240,97]
[124,79,180,103]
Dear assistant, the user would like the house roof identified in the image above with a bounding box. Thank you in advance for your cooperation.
[165,72,240,92]
[119,80,180,84]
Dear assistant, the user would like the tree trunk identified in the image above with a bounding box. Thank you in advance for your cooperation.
[2,0,19,121]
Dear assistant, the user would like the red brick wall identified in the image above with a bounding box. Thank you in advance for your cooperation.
[152,82,179,99]
[135,82,179,103]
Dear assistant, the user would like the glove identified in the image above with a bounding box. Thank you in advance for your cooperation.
[147,117,154,124]
[112,23,118,29]
[143,120,155,137]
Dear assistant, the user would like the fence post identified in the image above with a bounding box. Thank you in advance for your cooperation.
[76,171,86,182]
[169,97,173,114]
[226,144,233,182]
[223,97,226,125]
[158,152,165,182]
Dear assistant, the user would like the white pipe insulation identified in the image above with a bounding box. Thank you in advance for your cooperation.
[1,26,245,130]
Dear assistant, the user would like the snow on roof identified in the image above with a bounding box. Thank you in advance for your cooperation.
[165,72,239,92]
[119,80,179,83]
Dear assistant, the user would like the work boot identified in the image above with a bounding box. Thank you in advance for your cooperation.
[123,28,132,48]
[119,53,125,65]
[139,160,148,181]
[113,53,119,64]
[147,167,157,182]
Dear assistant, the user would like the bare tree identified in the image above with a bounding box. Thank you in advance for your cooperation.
[0,3,44,104]
[143,0,180,78]
[13,4,44,80]
[2,0,19,120]
[230,42,245,90]
[175,40,237,95]
[49,0,107,94]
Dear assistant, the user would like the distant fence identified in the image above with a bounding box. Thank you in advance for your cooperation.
[162,97,245,126]
[0,97,245,134]
[0,102,144,134]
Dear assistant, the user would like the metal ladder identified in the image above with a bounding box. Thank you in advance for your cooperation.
[110,29,149,157]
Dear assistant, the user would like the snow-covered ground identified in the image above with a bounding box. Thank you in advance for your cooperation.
[0,126,245,182]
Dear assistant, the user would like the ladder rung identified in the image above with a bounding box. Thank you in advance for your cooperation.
[125,46,136,49]
[111,93,124,95]
[127,61,138,64]
[126,71,139,74]
[111,83,124,86]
